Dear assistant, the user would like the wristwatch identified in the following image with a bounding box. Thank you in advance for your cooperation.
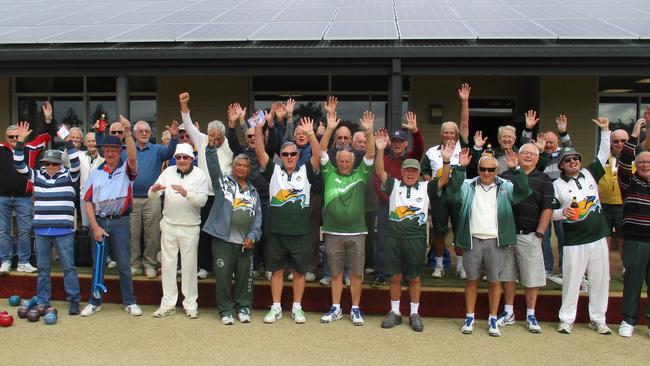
[534,231,544,239]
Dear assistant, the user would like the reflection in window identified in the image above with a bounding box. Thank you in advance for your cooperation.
[599,102,636,131]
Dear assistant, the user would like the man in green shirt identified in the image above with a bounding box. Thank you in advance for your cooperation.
[319,110,375,326]
[254,117,321,324]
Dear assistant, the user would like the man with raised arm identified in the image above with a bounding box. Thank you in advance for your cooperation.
[319,111,375,326]
[375,129,452,332]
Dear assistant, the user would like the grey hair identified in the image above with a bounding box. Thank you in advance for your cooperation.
[440,121,459,136]
[497,125,516,139]
[478,155,498,167]
[335,146,354,161]
[280,141,297,151]
[233,153,250,165]
[207,120,225,134]
[519,143,539,157]
[134,120,150,132]
[69,127,83,136]
[6,125,17,134]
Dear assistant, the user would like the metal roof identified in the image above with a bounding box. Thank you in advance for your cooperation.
[0,0,650,44]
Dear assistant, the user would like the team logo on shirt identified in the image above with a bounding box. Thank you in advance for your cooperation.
[271,188,307,208]
[390,205,426,225]
[566,195,599,223]
[233,197,254,216]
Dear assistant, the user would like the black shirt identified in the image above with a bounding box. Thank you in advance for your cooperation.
[500,168,554,233]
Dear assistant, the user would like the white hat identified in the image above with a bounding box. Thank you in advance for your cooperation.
[174,143,194,159]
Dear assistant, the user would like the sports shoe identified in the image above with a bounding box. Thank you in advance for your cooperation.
[221,314,234,325]
[372,277,387,288]
[364,267,375,275]
[526,315,541,333]
[185,310,199,319]
[350,308,364,326]
[107,258,117,269]
[153,307,176,318]
[557,321,572,334]
[461,316,474,334]
[265,271,272,281]
[197,268,209,279]
[496,311,515,326]
[0,261,11,275]
[319,275,331,286]
[305,272,316,282]
[68,301,80,316]
[488,318,501,337]
[381,311,402,329]
[432,266,444,278]
[131,267,143,276]
[456,268,467,280]
[588,321,612,335]
[80,304,101,317]
[409,314,424,332]
[125,304,143,316]
[238,308,251,323]
[17,262,37,273]
[344,276,351,287]
[292,308,306,324]
[320,306,343,323]
[580,278,590,293]
[145,268,157,279]
[287,272,294,280]
[263,307,282,323]
[618,321,633,337]
[547,273,563,285]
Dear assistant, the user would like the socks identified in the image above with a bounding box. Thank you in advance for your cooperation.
[333,304,341,311]
[504,304,514,316]
[410,302,419,315]
[456,256,463,270]
[272,302,281,311]
[527,308,535,316]
[466,312,475,319]
[435,256,443,268]
[292,302,301,311]
[390,300,400,315]
[488,314,497,322]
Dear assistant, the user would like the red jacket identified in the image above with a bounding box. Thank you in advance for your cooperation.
[0,133,52,195]
[373,130,424,205]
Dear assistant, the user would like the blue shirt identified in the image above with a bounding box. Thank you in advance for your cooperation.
[132,140,178,197]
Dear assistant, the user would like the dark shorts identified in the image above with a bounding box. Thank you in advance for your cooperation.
[430,199,458,236]
[602,204,623,236]
[265,232,310,274]
[385,236,427,279]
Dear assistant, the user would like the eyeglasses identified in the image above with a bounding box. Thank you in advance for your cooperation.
[175,155,192,161]
[336,136,350,140]
[43,162,61,167]
[137,129,151,134]
[110,130,124,135]
[7,135,18,140]
[518,151,538,157]
[478,167,497,173]
[612,139,628,144]
[246,134,255,139]
[562,156,580,163]
[281,152,298,157]
[636,160,650,165]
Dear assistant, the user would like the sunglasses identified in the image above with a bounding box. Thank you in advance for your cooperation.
[336,136,350,140]
[7,135,18,140]
[110,130,124,135]
[478,167,497,172]
[246,134,255,139]
[175,155,192,161]
[44,162,61,167]
[179,134,190,140]
[562,156,580,163]
[612,139,628,144]
[281,152,298,157]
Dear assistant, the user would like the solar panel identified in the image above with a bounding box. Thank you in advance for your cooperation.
[137,1,198,12]
[186,0,240,10]
[394,0,448,6]
[102,11,172,25]
[212,8,283,22]
[89,2,157,14]
[153,9,229,23]
[447,0,505,5]
[512,5,587,19]
[395,6,458,21]
[250,21,329,41]
[109,23,203,42]
[292,0,342,7]
[602,19,649,39]
[237,0,295,8]
[325,21,398,40]
[570,5,649,18]
[501,0,562,4]
[452,6,523,20]
[274,7,338,22]
[47,3,107,13]
[1,12,70,26]
[534,19,637,39]
[340,0,394,8]
[0,26,22,36]
[398,20,475,39]
[41,13,108,26]
[335,7,395,21]
[40,24,141,43]
[0,26,73,44]
[178,22,266,41]
[465,19,555,39]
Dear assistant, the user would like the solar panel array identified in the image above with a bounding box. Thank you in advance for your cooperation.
[0,0,648,44]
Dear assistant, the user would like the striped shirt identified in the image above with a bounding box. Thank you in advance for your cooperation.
[618,136,650,240]
[13,141,79,229]
[83,158,138,217]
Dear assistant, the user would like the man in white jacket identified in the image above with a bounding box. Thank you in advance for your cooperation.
[149,143,208,319]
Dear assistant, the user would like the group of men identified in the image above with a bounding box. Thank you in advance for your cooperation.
[1,87,650,338]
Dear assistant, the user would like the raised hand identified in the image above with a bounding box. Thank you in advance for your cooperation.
[325,96,338,114]
[459,147,470,167]
[555,114,568,133]
[401,111,418,133]
[42,102,53,123]
[631,118,646,138]
[119,115,131,133]
[166,120,180,137]
[458,83,471,101]
[374,128,389,150]
[326,111,339,130]
[227,103,240,127]
[264,108,274,128]
[286,98,296,116]
[150,183,166,193]
[533,132,546,152]
[592,116,610,131]
[16,121,32,142]
[171,184,187,197]
[179,92,190,113]
[316,122,325,137]
[274,102,287,121]
[504,149,518,169]
[360,111,374,133]
[525,110,539,129]
[297,117,314,135]
[441,140,455,162]
[473,130,488,149]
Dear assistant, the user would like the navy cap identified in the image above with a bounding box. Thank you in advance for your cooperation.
[390,129,408,141]
[101,135,123,147]
[40,150,63,164]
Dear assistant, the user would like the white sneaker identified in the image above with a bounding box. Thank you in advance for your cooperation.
[221,314,234,325]
[145,268,157,279]
[292,308,306,324]
[265,271,272,281]
[264,307,283,323]
[557,321,572,334]
[488,318,501,337]
[80,304,102,317]
[580,278,590,293]
[131,267,143,276]
[364,268,375,275]
[432,266,444,278]
[197,268,209,279]
[17,262,37,273]
[125,304,143,316]
[588,321,611,335]
[547,273,563,285]
[238,309,251,323]
[320,306,343,323]
[618,321,634,337]
[319,276,331,286]
[287,272,294,280]
[0,261,10,275]
[456,268,467,280]
[461,316,474,334]
[305,272,316,282]
[185,310,199,319]
[350,308,364,326]
[152,307,176,318]
[107,261,117,269]
[344,276,351,287]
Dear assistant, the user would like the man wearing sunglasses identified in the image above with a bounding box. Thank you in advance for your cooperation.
[553,117,611,335]
[254,117,321,324]
[450,148,531,337]
[0,102,56,275]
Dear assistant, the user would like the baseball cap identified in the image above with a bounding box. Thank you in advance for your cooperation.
[390,129,408,141]
[401,158,420,170]
[100,135,123,148]
[40,150,63,164]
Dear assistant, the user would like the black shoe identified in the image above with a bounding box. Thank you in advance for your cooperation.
[372,277,387,288]
[69,301,80,316]
[381,311,402,329]
[409,313,424,332]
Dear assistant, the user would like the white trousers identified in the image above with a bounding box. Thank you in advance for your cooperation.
[159,220,200,311]
[558,237,610,324]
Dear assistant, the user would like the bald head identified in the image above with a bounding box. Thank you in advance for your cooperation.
[636,151,650,181]
[611,129,629,158]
